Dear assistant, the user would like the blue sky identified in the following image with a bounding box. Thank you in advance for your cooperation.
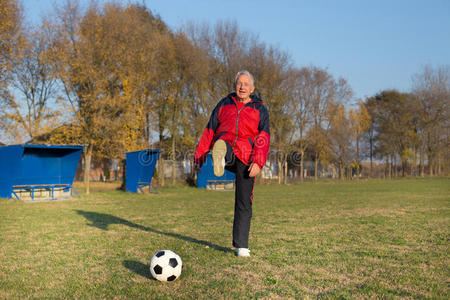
[23,0,450,101]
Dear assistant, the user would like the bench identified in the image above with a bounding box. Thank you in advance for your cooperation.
[137,182,150,194]
[206,180,235,190]
[12,184,79,201]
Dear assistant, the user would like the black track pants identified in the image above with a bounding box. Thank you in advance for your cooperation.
[223,140,255,248]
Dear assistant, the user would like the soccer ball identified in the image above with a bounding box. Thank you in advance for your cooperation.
[149,250,182,282]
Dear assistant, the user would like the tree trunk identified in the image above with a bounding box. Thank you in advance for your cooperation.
[171,137,176,185]
[283,160,288,185]
[356,136,360,163]
[257,169,263,185]
[159,159,165,187]
[300,150,304,182]
[277,155,283,184]
[393,155,397,177]
[121,159,126,191]
[387,156,391,179]
[437,154,442,176]
[314,154,319,181]
[83,144,93,195]
[145,112,150,143]
[428,152,433,176]
[414,152,417,176]
[419,148,424,177]
[402,159,407,177]
[159,126,164,148]
[427,131,433,176]
[369,130,374,178]
[356,136,360,177]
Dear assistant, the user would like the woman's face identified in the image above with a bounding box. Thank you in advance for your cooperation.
[235,74,255,100]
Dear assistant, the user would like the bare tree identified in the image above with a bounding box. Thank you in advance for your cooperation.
[412,65,450,176]
[3,26,60,142]
[287,67,313,181]
[304,66,352,180]
[328,101,353,179]
[349,100,371,177]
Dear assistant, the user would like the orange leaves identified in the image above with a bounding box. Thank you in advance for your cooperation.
[349,100,371,136]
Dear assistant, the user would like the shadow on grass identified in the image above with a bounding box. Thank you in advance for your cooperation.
[75,210,232,253]
[122,260,154,280]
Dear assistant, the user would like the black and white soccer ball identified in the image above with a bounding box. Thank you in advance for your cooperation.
[149,250,182,282]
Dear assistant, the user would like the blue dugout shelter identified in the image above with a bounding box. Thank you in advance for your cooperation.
[197,154,235,190]
[0,144,83,201]
[125,149,161,193]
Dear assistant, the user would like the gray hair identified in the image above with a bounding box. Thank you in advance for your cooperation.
[234,70,255,87]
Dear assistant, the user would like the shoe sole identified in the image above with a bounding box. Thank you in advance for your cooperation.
[212,139,226,177]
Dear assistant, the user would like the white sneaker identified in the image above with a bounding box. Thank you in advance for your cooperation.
[212,139,226,177]
[236,248,251,257]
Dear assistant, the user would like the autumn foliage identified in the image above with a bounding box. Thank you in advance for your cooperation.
[0,0,448,190]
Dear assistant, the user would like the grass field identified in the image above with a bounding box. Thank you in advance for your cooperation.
[0,178,449,299]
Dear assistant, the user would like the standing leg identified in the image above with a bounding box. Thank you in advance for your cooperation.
[232,159,255,251]
[212,140,255,254]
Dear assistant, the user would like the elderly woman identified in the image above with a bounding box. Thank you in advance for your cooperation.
[194,70,270,257]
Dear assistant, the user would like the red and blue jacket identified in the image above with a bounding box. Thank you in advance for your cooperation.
[194,92,270,169]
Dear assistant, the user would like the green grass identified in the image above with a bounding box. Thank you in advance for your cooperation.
[1,178,449,299]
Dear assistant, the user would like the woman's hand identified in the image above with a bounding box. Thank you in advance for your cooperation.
[248,163,261,177]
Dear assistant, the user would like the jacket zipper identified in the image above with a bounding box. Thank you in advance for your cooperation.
[233,104,246,148]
